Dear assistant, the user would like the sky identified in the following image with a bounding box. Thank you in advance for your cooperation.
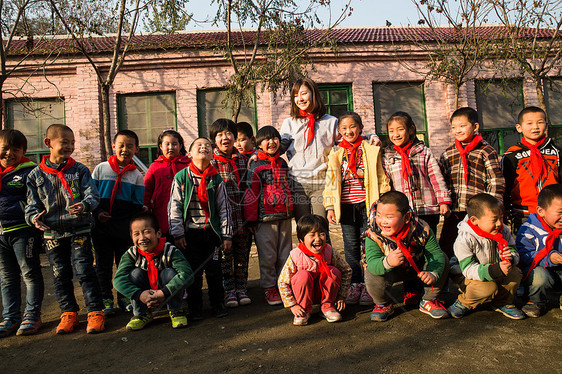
[184,0,434,31]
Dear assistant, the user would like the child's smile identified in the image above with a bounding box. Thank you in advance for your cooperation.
[303,230,327,254]
[259,137,280,156]
[387,120,410,147]
[338,117,362,143]
[214,130,235,155]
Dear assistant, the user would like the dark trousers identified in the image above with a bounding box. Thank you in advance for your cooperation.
[129,268,182,315]
[183,228,224,311]
[419,214,440,236]
[44,233,104,313]
[340,203,369,284]
[438,211,467,259]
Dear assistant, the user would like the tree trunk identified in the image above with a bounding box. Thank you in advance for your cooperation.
[232,99,242,123]
[100,84,112,160]
[0,84,4,128]
[534,77,547,113]
[454,84,460,111]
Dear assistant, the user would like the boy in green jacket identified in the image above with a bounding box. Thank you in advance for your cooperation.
[113,211,193,330]
[364,191,449,321]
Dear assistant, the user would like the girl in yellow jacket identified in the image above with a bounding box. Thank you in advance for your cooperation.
[323,112,390,305]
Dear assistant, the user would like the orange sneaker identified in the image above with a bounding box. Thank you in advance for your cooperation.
[86,311,105,334]
[56,312,79,334]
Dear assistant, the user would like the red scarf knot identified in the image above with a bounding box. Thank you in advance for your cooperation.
[137,237,166,290]
[524,214,562,280]
[257,150,281,183]
[467,220,509,262]
[188,162,218,224]
[0,157,31,193]
[213,149,241,184]
[455,134,482,184]
[340,136,364,176]
[299,109,316,150]
[393,141,415,204]
[39,155,76,203]
[108,155,137,215]
[162,155,180,176]
[389,223,420,274]
[521,137,547,186]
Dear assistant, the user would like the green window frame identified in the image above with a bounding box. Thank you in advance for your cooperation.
[117,92,177,165]
[544,78,562,144]
[318,84,353,119]
[196,88,257,138]
[373,81,428,146]
[6,98,65,163]
[475,79,524,155]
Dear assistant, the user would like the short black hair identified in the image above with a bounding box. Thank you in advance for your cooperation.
[188,137,211,152]
[157,129,186,156]
[518,106,547,124]
[209,118,237,145]
[45,123,73,139]
[0,129,27,152]
[338,111,364,130]
[466,193,503,219]
[377,191,410,215]
[538,184,562,209]
[297,214,329,243]
[255,126,280,148]
[114,129,139,147]
[236,122,254,139]
[451,107,478,125]
[130,211,160,232]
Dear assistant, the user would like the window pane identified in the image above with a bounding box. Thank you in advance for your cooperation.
[7,99,65,153]
[476,80,523,129]
[374,82,426,134]
[318,85,353,118]
[545,78,562,126]
[197,89,256,137]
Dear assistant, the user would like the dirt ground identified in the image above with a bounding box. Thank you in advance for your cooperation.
[1,226,562,374]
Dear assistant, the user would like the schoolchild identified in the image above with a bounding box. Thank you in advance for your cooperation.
[235,121,257,159]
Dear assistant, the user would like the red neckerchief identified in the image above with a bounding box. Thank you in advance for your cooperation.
[524,214,562,280]
[240,150,256,157]
[162,155,180,176]
[108,155,137,215]
[188,162,218,224]
[39,155,76,203]
[299,109,315,149]
[0,157,31,193]
[340,136,364,176]
[298,242,338,299]
[213,149,241,183]
[521,137,547,185]
[393,141,414,203]
[137,237,166,290]
[455,134,482,184]
[257,150,281,183]
[389,222,420,274]
[467,220,509,262]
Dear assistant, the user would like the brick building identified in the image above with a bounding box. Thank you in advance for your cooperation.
[3,26,561,170]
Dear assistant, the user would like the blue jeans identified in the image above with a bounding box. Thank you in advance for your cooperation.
[44,234,103,313]
[525,266,562,305]
[0,228,44,321]
[340,203,368,284]
[129,268,182,315]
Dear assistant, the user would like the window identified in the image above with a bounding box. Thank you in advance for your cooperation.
[6,98,65,163]
[544,78,562,144]
[196,89,257,138]
[318,84,353,119]
[373,82,428,146]
[475,79,524,155]
[117,92,177,165]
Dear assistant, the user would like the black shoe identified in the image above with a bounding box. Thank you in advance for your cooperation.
[213,303,228,318]
[187,307,203,321]
[522,302,545,318]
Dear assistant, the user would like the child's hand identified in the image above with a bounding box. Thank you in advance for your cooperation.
[32,210,50,231]
[139,289,155,305]
[439,204,451,218]
[368,135,382,146]
[336,299,346,312]
[223,240,232,252]
[327,209,337,225]
[68,203,84,215]
[500,249,513,263]
[499,260,512,276]
[98,211,111,223]
[146,290,165,308]
[550,252,562,265]
[387,248,405,267]
[290,304,307,317]
[418,271,436,285]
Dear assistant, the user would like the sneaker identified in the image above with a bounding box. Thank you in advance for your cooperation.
[126,312,153,331]
[56,312,79,334]
[370,304,394,322]
[213,303,228,318]
[0,319,20,338]
[522,302,545,318]
[236,289,252,306]
[322,309,342,323]
[493,304,525,320]
[169,311,188,329]
[359,285,374,305]
[86,311,105,334]
[16,315,42,336]
[346,283,362,304]
[264,287,282,306]
[448,300,470,319]
[419,298,449,319]
[403,291,421,306]
[117,297,133,312]
[293,313,310,326]
[225,290,239,308]
[102,299,117,316]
